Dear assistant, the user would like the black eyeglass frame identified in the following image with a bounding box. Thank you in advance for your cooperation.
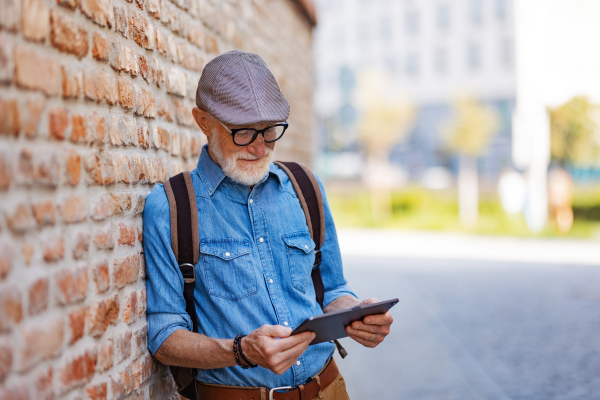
[228,122,289,146]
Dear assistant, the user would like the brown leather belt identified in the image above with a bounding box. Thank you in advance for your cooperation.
[195,358,339,400]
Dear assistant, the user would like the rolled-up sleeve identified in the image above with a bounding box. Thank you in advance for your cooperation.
[314,175,358,307]
[143,184,193,355]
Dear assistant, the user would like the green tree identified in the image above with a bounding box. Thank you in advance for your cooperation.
[549,96,600,166]
[441,97,499,227]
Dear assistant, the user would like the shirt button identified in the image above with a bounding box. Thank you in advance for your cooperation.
[284,321,288,326]
[249,199,253,204]
[296,361,301,366]
[269,279,273,284]
[304,245,308,249]
[259,238,264,243]
[225,252,230,257]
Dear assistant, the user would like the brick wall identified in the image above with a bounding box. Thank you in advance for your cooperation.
[0,0,315,397]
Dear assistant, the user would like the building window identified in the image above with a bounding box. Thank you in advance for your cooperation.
[469,0,483,25]
[467,42,481,71]
[406,52,420,76]
[436,3,450,31]
[434,47,447,74]
[496,0,507,21]
[405,10,419,34]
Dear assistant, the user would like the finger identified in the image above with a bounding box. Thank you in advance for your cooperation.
[362,312,393,326]
[347,323,389,336]
[348,333,379,348]
[270,334,315,374]
[260,324,293,338]
[270,331,315,353]
[346,326,384,343]
[359,297,381,305]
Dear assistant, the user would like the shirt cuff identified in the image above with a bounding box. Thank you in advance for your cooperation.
[323,284,358,309]
[147,312,193,356]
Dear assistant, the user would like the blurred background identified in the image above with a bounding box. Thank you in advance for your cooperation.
[310,0,600,399]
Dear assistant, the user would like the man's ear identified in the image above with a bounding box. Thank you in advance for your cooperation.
[192,107,210,137]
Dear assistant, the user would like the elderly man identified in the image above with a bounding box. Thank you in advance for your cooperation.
[143,51,393,400]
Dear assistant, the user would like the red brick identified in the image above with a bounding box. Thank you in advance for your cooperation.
[28,277,49,315]
[0,98,20,136]
[5,203,33,233]
[0,243,13,280]
[191,135,202,157]
[114,254,140,288]
[43,235,64,262]
[97,340,113,372]
[69,307,87,344]
[94,227,115,251]
[22,0,49,42]
[171,131,180,156]
[117,75,134,109]
[109,115,136,146]
[116,154,132,183]
[87,294,119,337]
[129,12,153,49]
[113,330,131,363]
[0,34,14,84]
[70,114,88,142]
[111,369,131,399]
[36,152,61,188]
[147,0,159,18]
[188,24,203,48]
[154,60,165,88]
[90,194,110,221]
[0,0,22,32]
[117,223,135,246]
[73,231,90,260]
[132,354,152,389]
[110,42,138,76]
[23,97,44,137]
[59,348,98,390]
[159,0,183,34]
[134,84,156,118]
[0,344,12,381]
[89,111,107,143]
[92,32,108,61]
[18,149,34,183]
[109,193,131,215]
[62,64,82,99]
[65,150,82,186]
[60,194,87,223]
[137,287,146,317]
[93,261,110,292]
[156,99,173,122]
[86,382,107,400]
[166,67,186,97]
[0,152,11,190]
[32,200,55,226]
[174,99,194,127]
[22,243,34,266]
[0,286,22,331]
[83,68,118,105]
[137,120,149,149]
[57,0,79,10]
[114,5,128,38]
[19,318,64,370]
[50,9,89,58]
[81,0,114,28]
[177,42,202,72]
[0,381,29,400]
[155,28,166,56]
[15,45,60,96]
[85,152,116,185]
[151,126,170,149]
[48,107,69,140]
[34,366,53,400]
[56,266,88,304]
[131,327,147,359]
[137,54,153,85]
[122,291,137,324]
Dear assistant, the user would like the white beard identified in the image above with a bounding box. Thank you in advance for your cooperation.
[209,132,274,187]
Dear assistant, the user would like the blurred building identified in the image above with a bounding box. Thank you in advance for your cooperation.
[313,0,516,185]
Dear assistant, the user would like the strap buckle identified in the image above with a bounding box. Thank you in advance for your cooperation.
[269,386,293,400]
[179,263,195,283]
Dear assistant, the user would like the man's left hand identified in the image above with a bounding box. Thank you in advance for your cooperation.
[345,297,393,348]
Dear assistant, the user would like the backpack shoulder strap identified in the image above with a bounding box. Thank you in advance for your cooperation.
[162,171,200,333]
[274,161,347,359]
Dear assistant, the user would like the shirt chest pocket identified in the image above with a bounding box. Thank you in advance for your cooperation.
[199,239,257,301]
[282,232,316,293]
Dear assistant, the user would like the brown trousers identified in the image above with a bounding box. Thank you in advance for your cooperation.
[315,373,351,400]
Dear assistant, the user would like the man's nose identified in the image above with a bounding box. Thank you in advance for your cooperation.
[246,134,266,158]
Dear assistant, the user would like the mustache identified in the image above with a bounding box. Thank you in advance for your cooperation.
[233,147,273,161]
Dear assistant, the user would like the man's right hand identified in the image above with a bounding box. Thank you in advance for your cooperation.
[241,325,315,375]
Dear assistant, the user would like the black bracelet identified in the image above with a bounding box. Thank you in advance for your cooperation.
[237,335,257,368]
[233,335,257,369]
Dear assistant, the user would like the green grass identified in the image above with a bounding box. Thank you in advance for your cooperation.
[326,186,600,239]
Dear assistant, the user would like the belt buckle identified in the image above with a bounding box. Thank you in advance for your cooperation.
[269,386,293,400]
[179,263,195,283]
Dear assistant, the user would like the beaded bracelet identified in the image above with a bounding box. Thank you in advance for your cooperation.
[233,335,257,369]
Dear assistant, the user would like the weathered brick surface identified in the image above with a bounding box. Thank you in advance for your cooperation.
[0,0,314,397]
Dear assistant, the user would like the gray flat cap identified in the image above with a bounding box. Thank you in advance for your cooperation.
[196,50,290,126]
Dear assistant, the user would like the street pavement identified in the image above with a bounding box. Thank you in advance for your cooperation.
[331,229,600,400]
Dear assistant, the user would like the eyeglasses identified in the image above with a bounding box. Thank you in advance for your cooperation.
[217,119,288,146]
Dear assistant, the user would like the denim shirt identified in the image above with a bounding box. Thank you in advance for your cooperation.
[143,145,357,388]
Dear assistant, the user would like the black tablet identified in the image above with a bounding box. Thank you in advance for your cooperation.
[291,298,399,345]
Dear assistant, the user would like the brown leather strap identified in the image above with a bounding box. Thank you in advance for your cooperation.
[195,358,339,400]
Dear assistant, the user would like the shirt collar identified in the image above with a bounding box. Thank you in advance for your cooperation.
[196,144,284,196]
